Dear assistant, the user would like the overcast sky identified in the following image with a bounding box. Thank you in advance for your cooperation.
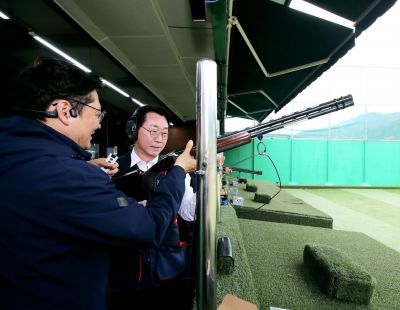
[226,1,400,132]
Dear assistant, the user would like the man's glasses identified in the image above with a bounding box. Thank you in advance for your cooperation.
[69,99,107,123]
[141,126,168,140]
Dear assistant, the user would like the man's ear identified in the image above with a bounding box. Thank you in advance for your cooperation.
[56,99,73,125]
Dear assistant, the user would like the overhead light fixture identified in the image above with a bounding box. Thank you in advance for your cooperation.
[29,32,92,73]
[130,97,144,107]
[289,0,355,30]
[29,32,144,107]
[0,10,10,19]
[100,78,129,97]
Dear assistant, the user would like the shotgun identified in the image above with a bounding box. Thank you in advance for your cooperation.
[223,166,263,175]
[113,95,354,199]
[216,94,353,153]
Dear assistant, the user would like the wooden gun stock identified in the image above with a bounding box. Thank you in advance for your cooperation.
[217,132,252,153]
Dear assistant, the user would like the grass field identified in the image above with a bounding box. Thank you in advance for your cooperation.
[239,219,400,309]
[285,188,400,253]
[216,183,400,309]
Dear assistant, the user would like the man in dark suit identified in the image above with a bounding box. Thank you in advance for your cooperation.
[109,105,196,309]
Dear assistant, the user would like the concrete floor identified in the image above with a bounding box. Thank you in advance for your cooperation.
[285,188,400,253]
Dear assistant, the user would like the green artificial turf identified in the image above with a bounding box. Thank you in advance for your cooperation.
[295,188,400,227]
[238,178,248,184]
[245,184,258,192]
[236,206,333,228]
[253,192,271,204]
[382,188,400,196]
[239,219,400,309]
[226,178,333,228]
[303,243,376,304]
[286,188,400,252]
[216,206,259,308]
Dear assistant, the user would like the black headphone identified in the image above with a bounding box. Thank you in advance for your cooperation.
[69,107,77,117]
[126,108,140,142]
[13,106,77,118]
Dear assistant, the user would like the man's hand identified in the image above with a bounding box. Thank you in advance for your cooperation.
[89,158,119,177]
[217,154,225,167]
[175,140,196,173]
[137,200,147,207]
[223,167,233,174]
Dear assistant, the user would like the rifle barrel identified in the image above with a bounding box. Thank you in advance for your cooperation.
[247,95,354,138]
[224,166,262,175]
[161,95,354,159]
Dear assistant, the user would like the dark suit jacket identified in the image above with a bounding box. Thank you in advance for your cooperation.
[114,145,135,177]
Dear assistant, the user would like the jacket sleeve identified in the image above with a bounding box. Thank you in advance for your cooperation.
[28,159,186,249]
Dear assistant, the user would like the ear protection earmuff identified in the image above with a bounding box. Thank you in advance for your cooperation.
[126,109,139,142]
[125,105,170,142]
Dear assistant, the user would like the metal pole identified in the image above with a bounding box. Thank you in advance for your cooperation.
[196,59,218,310]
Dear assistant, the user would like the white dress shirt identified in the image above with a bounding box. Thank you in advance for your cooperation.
[130,148,196,221]
[130,148,159,172]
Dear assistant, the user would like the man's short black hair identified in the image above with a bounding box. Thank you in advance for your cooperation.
[8,57,103,120]
[134,105,172,129]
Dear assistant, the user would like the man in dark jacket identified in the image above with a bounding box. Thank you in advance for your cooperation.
[0,57,196,310]
[109,105,197,309]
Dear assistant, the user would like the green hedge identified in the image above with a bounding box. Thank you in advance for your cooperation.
[303,243,376,304]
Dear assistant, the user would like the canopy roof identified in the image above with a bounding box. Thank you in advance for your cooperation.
[214,0,396,122]
[0,0,396,127]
